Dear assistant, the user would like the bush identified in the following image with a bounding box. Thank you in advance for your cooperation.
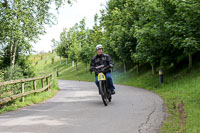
[17,56,35,78]
[1,55,35,81]
[3,65,24,81]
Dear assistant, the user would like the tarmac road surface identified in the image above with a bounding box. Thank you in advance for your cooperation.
[0,80,165,133]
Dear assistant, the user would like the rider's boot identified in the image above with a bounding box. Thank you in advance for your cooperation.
[111,90,115,95]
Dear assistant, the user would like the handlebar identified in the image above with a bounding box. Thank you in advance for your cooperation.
[94,65,110,73]
[96,65,104,69]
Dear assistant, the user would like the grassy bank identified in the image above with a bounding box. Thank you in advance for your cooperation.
[114,68,200,132]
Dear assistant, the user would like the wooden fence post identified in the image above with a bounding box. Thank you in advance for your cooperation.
[41,78,44,88]
[33,80,36,95]
[49,75,52,90]
[56,68,59,77]
[46,77,49,91]
[21,82,24,102]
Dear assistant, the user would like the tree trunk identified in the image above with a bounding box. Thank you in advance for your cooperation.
[9,40,17,79]
[66,58,68,65]
[85,63,87,72]
[188,53,192,70]
[9,41,14,79]
[123,60,126,73]
[10,10,18,71]
[10,40,14,67]
[11,40,17,68]
[151,64,155,75]
[136,64,139,75]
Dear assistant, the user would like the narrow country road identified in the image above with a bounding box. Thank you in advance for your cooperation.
[0,80,165,133]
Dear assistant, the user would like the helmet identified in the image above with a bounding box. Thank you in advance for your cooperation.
[96,44,103,50]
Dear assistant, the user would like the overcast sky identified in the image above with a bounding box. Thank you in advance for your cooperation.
[33,0,107,53]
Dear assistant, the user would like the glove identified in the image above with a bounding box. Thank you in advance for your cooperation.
[90,67,95,72]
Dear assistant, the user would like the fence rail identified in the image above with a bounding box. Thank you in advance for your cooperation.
[0,73,53,105]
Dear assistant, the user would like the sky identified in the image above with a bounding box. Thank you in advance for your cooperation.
[33,0,107,53]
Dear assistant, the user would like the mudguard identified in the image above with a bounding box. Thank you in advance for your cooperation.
[98,73,106,81]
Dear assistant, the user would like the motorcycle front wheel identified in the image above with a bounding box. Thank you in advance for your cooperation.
[99,81,108,106]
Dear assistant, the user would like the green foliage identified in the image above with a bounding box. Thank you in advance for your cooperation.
[54,18,99,70]
[0,0,72,79]
[0,47,35,80]
[163,0,200,68]
[133,0,177,67]
[3,65,23,80]
[53,0,200,72]
[54,29,69,58]
[100,0,137,62]
[0,54,35,81]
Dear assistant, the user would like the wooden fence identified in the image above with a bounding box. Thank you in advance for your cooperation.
[0,74,53,105]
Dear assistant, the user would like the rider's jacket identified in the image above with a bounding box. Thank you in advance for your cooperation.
[90,54,114,76]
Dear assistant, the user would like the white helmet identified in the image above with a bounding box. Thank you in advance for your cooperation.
[96,44,103,50]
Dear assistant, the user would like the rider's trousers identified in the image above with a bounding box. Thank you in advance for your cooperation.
[95,72,115,91]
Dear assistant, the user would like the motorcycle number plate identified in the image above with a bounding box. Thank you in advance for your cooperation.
[98,73,106,81]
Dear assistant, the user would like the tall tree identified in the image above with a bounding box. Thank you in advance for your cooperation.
[101,0,138,72]
[134,0,180,74]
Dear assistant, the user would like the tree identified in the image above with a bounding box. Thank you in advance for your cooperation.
[165,0,200,70]
[133,0,181,74]
[54,28,70,64]
[101,0,138,73]
[80,14,103,71]
[78,19,92,71]
[51,38,59,53]
[56,17,99,71]
[0,0,72,78]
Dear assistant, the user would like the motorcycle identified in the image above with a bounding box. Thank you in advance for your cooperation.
[94,65,112,106]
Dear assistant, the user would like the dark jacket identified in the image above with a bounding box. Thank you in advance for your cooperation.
[90,54,114,76]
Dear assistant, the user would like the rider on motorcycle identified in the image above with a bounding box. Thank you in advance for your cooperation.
[90,44,116,95]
